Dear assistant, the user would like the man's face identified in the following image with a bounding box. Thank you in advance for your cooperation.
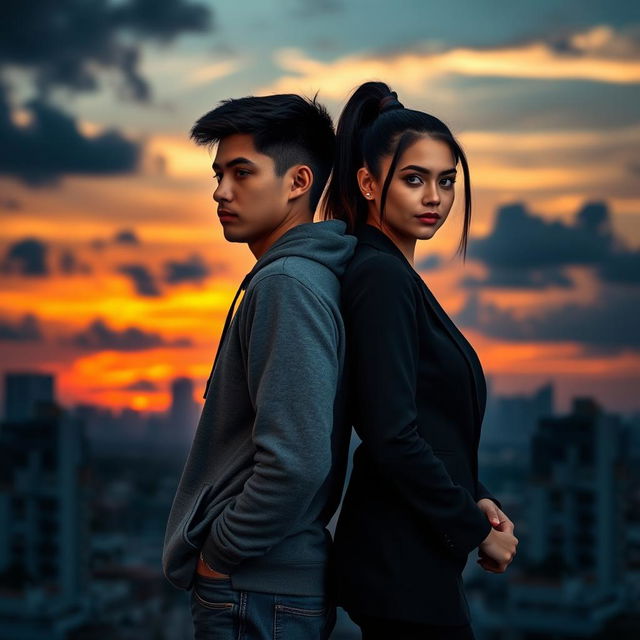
[211,133,291,246]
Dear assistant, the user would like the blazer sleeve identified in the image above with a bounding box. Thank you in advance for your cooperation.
[344,254,492,560]
[476,480,502,510]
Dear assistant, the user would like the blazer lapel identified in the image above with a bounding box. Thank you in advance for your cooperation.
[355,224,485,425]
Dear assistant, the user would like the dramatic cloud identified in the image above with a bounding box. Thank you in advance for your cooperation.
[261,25,640,97]
[0,87,141,185]
[117,264,161,297]
[465,201,640,289]
[1,237,49,276]
[113,229,141,245]
[598,249,640,285]
[0,1,212,99]
[549,24,640,60]
[59,249,92,275]
[163,254,212,284]
[122,379,159,391]
[0,314,42,341]
[70,318,192,351]
[457,288,640,353]
[0,197,21,210]
[0,1,212,182]
[416,255,442,272]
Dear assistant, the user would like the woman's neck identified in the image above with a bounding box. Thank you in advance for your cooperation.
[365,218,416,267]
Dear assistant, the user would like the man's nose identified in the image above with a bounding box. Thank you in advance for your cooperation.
[213,179,231,203]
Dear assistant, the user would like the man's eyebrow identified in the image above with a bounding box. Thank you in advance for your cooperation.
[399,164,457,176]
[211,157,257,170]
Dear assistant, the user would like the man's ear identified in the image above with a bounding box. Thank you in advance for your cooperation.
[287,165,313,202]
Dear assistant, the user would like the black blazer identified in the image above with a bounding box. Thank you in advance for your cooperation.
[332,223,499,626]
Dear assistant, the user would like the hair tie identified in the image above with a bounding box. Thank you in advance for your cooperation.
[379,91,404,114]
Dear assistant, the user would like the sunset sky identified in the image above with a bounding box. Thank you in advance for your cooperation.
[1,1,639,415]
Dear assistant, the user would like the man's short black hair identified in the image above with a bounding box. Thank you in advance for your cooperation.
[190,94,335,212]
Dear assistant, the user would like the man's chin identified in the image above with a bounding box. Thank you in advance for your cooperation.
[221,227,248,243]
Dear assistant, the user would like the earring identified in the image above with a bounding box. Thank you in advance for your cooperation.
[365,192,371,198]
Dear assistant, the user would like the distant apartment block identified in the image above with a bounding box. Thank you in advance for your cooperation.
[4,372,54,423]
[0,375,91,640]
[477,398,628,638]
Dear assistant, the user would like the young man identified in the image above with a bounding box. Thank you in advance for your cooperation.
[162,94,356,640]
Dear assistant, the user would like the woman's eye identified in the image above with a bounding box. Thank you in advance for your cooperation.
[405,174,423,185]
[441,177,456,188]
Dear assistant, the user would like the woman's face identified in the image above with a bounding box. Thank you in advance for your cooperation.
[360,136,457,246]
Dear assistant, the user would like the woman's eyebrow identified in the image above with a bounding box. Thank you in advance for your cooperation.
[399,164,457,176]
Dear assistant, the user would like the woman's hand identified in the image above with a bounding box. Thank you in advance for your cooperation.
[476,499,517,573]
[196,551,230,579]
[477,498,514,534]
[477,528,518,573]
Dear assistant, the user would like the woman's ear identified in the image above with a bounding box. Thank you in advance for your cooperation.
[288,165,313,201]
[357,167,376,201]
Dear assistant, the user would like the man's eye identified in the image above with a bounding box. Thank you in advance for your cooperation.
[236,169,251,178]
[213,173,222,182]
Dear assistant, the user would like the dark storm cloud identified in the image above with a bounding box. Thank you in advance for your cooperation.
[117,263,161,297]
[70,318,192,352]
[0,1,212,99]
[0,197,21,210]
[90,238,107,251]
[59,249,92,275]
[598,250,640,285]
[164,254,212,284]
[122,379,159,391]
[0,314,42,341]
[1,237,48,276]
[464,267,573,290]
[114,229,141,245]
[467,201,640,289]
[470,201,612,270]
[457,289,640,353]
[0,1,212,182]
[0,85,141,185]
[416,255,442,272]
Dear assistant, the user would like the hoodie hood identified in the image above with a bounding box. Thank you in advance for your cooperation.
[202,219,355,399]
[247,219,356,283]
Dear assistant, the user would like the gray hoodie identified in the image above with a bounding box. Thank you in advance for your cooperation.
[162,219,357,596]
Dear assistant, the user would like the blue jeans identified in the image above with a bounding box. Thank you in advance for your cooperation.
[190,574,336,640]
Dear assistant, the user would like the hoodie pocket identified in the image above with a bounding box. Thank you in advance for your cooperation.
[182,483,215,550]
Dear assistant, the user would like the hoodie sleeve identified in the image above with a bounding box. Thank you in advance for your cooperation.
[201,272,339,573]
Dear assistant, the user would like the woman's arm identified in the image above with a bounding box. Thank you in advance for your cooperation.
[344,254,492,560]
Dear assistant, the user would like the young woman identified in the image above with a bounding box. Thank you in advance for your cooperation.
[321,82,518,640]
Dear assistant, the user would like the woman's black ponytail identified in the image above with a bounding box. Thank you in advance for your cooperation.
[321,82,397,232]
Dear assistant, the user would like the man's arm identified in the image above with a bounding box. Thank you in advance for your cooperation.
[201,273,339,574]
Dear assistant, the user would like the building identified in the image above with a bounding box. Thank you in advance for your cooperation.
[0,396,92,639]
[483,381,554,449]
[4,372,54,423]
[474,398,628,638]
